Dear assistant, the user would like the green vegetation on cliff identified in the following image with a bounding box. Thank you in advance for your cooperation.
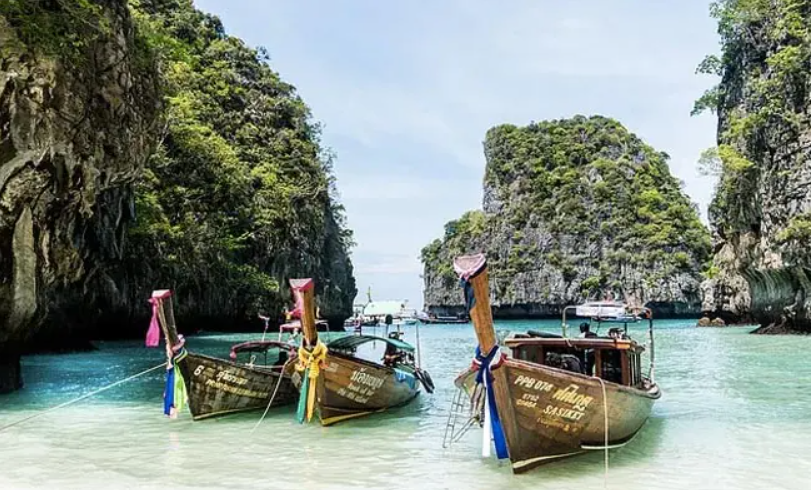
[694,0,811,331]
[125,0,355,319]
[695,0,811,241]
[422,116,711,314]
[0,0,355,334]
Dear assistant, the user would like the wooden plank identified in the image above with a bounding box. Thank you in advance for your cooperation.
[621,351,630,386]
[594,349,602,378]
[505,338,635,350]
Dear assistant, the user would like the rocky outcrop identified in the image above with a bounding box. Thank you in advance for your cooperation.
[0,1,159,391]
[422,116,711,319]
[699,0,811,334]
[1,0,357,395]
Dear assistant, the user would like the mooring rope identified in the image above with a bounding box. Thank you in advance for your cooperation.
[249,358,295,434]
[597,377,609,489]
[0,362,166,433]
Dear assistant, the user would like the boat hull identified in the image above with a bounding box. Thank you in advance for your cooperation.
[177,352,298,420]
[458,359,659,473]
[314,354,420,426]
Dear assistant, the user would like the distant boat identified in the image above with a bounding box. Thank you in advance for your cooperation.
[417,311,469,324]
[445,253,660,474]
[345,296,420,331]
[146,290,298,420]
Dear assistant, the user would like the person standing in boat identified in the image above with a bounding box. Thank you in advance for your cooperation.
[383,331,405,366]
[578,322,596,375]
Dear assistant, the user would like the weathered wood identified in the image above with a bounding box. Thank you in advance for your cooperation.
[453,254,496,352]
[505,338,639,350]
[452,253,660,473]
[162,295,179,346]
[456,360,660,473]
[152,289,298,421]
[289,278,425,426]
[177,352,298,420]
[300,283,317,345]
[315,354,420,426]
[621,351,630,386]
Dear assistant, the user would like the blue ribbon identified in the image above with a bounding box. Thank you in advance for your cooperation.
[461,278,476,311]
[164,362,175,416]
[475,345,508,459]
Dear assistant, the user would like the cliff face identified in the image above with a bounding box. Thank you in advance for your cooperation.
[116,0,356,328]
[422,116,711,319]
[0,0,159,391]
[699,0,811,333]
[0,0,356,393]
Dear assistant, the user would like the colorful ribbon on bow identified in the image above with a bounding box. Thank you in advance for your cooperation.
[146,297,161,347]
[295,340,328,423]
[164,347,188,417]
[473,344,508,459]
[460,278,476,311]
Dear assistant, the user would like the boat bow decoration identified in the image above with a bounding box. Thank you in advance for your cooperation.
[454,253,508,460]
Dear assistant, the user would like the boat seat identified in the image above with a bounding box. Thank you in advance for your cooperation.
[545,352,582,374]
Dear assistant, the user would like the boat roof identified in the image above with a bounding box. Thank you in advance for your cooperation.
[363,300,406,317]
[328,334,415,353]
[505,337,644,351]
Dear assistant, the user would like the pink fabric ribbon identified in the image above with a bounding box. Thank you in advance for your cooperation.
[146,298,161,347]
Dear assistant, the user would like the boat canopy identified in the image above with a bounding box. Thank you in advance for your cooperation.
[328,334,415,353]
[363,301,406,317]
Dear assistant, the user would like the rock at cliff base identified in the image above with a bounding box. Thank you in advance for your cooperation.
[697,317,711,327]
[0,352,23,394]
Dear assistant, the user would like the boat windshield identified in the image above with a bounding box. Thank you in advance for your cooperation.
[507,335,647,388]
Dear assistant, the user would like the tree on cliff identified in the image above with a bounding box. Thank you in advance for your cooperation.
[694,0,811,332]
[124,0,356,323]
[0,0,356,392]
[421,116,711,317]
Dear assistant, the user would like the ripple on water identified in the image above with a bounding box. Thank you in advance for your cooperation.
[1,321,810,489]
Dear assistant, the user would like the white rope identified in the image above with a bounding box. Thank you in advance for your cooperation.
[249,359,294,434]
[0,362,166,433]
[597,377,609,489]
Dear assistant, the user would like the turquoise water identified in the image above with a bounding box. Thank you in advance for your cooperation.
[1,320,810,489]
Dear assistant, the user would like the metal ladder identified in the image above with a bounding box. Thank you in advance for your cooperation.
[442,385,484,449]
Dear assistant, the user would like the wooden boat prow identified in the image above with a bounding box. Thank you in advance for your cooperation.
[450,253,661,473]
[289,279,432,426]
[147,290,298,420]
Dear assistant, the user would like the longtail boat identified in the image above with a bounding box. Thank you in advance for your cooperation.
[448,254,660,473]
[290,278,434,426]
[146,290,298,420]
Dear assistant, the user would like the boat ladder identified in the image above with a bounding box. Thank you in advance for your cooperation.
[441,386,483,449]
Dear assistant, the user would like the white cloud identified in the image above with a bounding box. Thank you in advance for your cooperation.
[194,0,723,305]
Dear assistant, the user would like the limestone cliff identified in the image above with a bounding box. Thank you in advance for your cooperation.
[0,0,159,391]
[698,0,811,333]
[422,116,711,319]
[0,0,356,393]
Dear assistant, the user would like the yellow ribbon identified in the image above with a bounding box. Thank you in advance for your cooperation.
[296,340,328,422]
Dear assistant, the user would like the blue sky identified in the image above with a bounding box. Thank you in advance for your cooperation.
[194,0,721,309]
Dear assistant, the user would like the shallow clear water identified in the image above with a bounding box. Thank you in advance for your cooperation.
[1,320,810,490]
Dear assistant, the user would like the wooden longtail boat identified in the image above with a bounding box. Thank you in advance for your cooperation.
[450,254,661,473]
[148,290,298,420]
[290,278,433,426]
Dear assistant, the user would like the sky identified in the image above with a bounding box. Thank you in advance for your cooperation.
[193,0,721,310]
